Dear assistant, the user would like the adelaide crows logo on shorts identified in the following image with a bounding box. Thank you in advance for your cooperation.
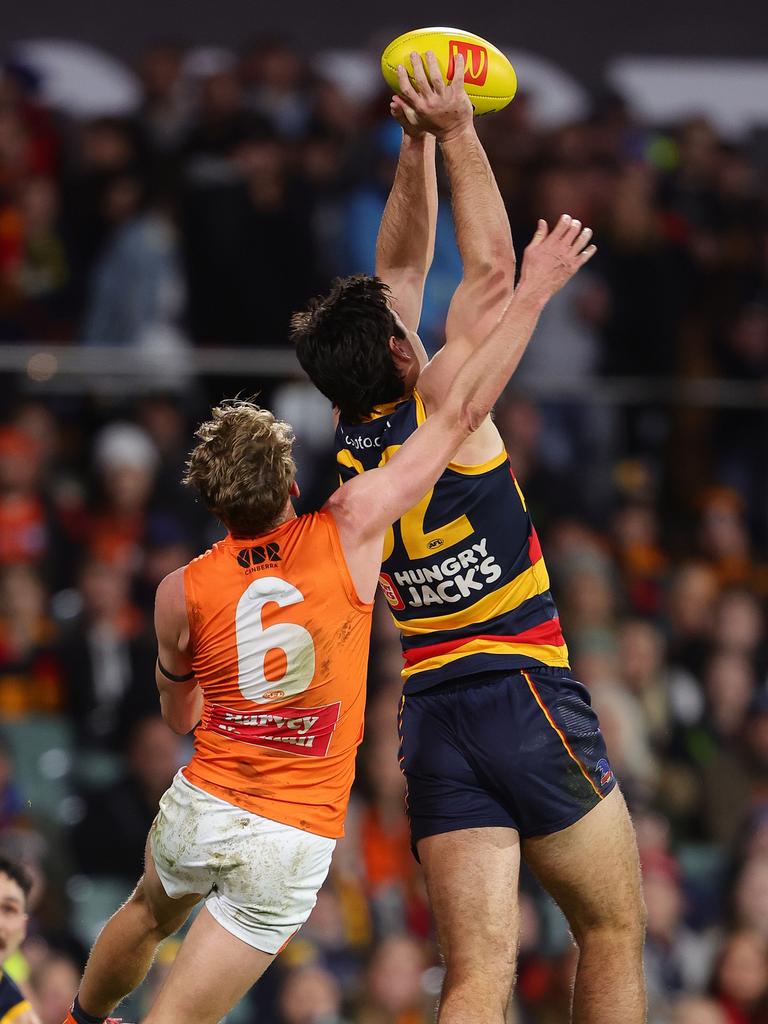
[596,758,614,787]
[237,543,281,572]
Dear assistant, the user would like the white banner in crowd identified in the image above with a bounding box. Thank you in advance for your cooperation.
[9,39,141,117]
[8,38,768,137]
[607,57,768,139]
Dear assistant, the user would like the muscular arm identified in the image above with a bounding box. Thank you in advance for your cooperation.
[375,131,437,338]
[327,215,595,601]
[438,123,515,330]
[154,568,203,735]
[390,53,516,409]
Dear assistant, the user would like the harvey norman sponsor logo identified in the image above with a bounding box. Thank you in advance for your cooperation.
[379,538,501,610]
[204,701,341,757]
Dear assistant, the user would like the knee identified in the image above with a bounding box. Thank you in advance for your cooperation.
[442,969,512,1020]
[443,937,517,1000]
[571,894,647,952]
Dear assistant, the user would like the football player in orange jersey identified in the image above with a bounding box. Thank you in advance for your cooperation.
[293,53,646,1024]
[62,207,595,1024]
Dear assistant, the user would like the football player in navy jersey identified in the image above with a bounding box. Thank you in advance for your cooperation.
[0,855,39,1024]
[292,52,646,1023]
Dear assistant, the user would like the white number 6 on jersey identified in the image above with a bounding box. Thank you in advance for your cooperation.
[235,577,316,704]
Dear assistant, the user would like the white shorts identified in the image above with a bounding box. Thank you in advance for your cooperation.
[150,771,336,955]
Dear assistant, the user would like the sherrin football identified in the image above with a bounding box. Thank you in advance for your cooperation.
[381,27,517,117]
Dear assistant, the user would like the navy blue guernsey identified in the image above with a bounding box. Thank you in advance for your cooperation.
[0,971,32,1023]
[334,390,569,694]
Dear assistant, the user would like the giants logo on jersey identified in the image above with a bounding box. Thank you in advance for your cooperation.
[448,40,489,86]
[237,543,281,572]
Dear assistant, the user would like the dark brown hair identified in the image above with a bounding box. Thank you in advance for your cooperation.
[290,274,406,423]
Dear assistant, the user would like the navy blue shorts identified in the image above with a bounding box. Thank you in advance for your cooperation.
[398,667,616,854]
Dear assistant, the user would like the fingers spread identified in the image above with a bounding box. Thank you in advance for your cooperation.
[409,50,431,94]
[574,226,593,252]
[528,218,548,246]
[564,218,582,243]
[390,96,408,123]
[553,213,572,239]
[396,64,419,105]
[451,51,466,85]
[425,50,445,92]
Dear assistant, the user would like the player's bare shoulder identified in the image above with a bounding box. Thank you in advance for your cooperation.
[155,565,187,618]
[155,565,192,654]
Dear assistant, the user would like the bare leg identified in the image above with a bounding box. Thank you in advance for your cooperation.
[523,788,647,1024]
[143,906,274,1024]
[78,838,201,1018]
[418,827,521,1024]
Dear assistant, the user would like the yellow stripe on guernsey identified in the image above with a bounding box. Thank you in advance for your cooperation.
[448,447,508,476]
[1,1000,34,1024]
[394,557,552,636]
[402,638,569,681]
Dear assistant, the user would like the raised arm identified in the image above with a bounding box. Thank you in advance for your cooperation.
[154,568,202,735]
[326,215,595,600]
[375,126,438,337]
[390,52,516,404]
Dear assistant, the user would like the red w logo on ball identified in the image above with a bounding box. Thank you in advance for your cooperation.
[447,39,489,86]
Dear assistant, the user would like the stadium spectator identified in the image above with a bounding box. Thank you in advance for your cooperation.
[671,995,728,1024]
[0,737,25,831]
[354,934,433,1024]
[72,716,183,883]
[58,557,156,751]
[0,566,62,718]
[0,34,766,1022]
[88,422,159,567]
[277,965,351,1024]
[711,929,768,1024]
[0,428,51,568]
[28,953,79,1024]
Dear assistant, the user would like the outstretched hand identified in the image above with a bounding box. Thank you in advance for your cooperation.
[517,215,597,302]
[390,50,474,141]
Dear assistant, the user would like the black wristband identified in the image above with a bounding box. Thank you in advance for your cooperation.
[157,659,195,683]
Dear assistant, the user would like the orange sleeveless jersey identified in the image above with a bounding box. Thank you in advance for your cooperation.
[182,511,373,839]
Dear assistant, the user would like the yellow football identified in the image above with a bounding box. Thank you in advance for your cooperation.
[381,26,517,117]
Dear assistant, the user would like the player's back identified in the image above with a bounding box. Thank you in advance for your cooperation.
[335,392,568,693]
[182,510,373,838]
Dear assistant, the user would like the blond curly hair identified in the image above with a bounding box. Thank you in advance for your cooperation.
[184,400,295,537]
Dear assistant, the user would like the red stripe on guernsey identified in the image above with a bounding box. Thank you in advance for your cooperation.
[402,617,566,666]
[528,526,543,564]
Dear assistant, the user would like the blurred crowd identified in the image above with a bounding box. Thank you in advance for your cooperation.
[0,32,767,1024]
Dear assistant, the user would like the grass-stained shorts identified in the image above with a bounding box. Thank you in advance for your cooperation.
[151,771,335,954]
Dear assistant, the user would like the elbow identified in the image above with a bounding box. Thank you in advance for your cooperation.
[467,257,516,296]
[456,396,489,436]
[168,717,196,736]
[161,707,197,736]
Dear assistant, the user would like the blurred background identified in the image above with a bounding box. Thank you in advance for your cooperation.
[0,5,767,1024]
